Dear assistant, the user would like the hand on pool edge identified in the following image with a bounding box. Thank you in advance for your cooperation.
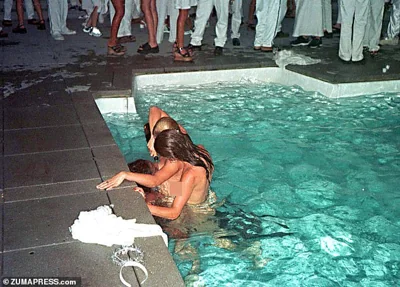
[96,172,126,191]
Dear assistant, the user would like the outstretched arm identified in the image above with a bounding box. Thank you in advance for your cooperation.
[147,106,170,156]
[96,160,180,190]
[148,106,170,136]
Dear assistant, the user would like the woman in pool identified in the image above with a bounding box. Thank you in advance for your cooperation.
[97,129,214,220]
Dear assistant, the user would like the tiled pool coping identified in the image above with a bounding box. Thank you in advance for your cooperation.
[95,67,400,115]
[133,67,400,98]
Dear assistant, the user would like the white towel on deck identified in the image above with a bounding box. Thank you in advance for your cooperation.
[70,205,168,247]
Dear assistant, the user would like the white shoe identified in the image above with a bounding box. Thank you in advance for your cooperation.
[61,28,76,35]
[78,14,89,20]
[89,27,102,37]
[83,26,92,33]
[379,37,399,46]
[52,32,64,41]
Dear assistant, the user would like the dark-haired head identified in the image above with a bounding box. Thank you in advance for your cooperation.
[128,159,157,175]
[154,129,214,182]
[128,159,157,192]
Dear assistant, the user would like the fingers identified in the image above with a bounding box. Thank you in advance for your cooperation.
[96,172,125,190]
[96,180,115,190]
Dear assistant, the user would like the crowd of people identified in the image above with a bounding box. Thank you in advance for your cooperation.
[1,0,399,63]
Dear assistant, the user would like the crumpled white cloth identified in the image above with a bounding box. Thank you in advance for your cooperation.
[274,49,321,68]
[69,205,168,247]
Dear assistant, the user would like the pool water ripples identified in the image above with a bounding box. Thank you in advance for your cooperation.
[102,83,400,286]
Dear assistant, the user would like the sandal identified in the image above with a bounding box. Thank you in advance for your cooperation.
[261,46,273,52]
[174,42,195,57]
[370,50,379,57]
[12,24,27,34]
[2,20,12,27]
[0,30,8,38]
[107,45,125,56]
[118,35,136,43]
[137,42,159,54]
[247,23,256,31]
[28,18,39,25]
[116,44,127,52]
[37,20,46,30]
[174,47,193,62]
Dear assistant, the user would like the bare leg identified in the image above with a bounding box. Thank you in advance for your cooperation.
[32,0,45,22]
[174,9,192,61]
[88,6,99,27]
[16,0,24,27]
[141,0,158,47]
[176,9,188,48]
[108,0,125,55]
[248,0,256,26]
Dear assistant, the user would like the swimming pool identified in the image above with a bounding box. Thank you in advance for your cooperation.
[102,81,400,286]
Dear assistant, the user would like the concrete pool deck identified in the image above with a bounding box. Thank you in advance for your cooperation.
[1,2,400,286]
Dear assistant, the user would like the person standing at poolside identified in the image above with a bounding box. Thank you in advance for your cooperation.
[363,0,385,56]
[13,0,46,33]
[108,0,125,55]
[137,0,159,54]
[173,0,197,61]
[156,0,179,44]
[3,0,38,28]
[338,0,368,63]
[189,0,230,56]
[230,0,243,46]
[82,0,106,37]
[109,0,137,44]
[48,0,77,41]
[290,0,324,48]
[276,0,289,38]
[380,0,400,46]
[253,0,281,52]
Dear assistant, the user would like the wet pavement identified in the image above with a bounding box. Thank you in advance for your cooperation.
[1,2,399,286]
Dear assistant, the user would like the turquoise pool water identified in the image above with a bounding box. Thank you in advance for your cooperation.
[102,82,400,286]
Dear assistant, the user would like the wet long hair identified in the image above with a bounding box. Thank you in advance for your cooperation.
[154,129,214,182]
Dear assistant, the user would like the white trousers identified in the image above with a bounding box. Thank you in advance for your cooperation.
[230,0,242,39]
[322,0,332,33]
[3,0,34,21]
[363,0,385,52]
[190,0,230,47]
[387,0,400,39]
[277,0,287,33]
[156,0,179,43]
[132,0,141,19]
[48,0,69,35]
[339,0,368,61]
[336,0,342,24]
[254,0,280,47]
[292,0,324,37]
[109,0,133,37]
